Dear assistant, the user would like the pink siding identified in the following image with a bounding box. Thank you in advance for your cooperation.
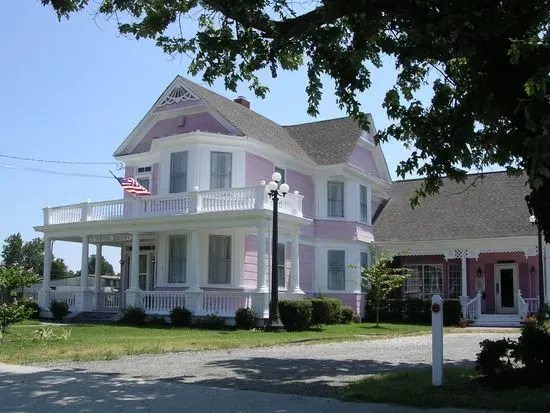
[348,145,380,178]
[130,112,233,154]
[315,220,374,243]
[245,152,274,186]
[299,244,315,292]
[244,235,258,289]
[287,169,314,217]
[151,163,159,195]
[325,293,363,316]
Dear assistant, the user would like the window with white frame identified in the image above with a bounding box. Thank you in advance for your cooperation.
[136,166,152,191]
[328,250,346,290]
[170,152,188,193]
[274,166,285,183]
[210,152,232,189]
[404,264,443,299]
[360,185,369,223]
[448,263,462,299]
[277,243,285,288]
[208,235,231,284]
[327,181,344,217]
[168,236,187,283]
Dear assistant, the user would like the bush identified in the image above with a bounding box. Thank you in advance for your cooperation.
[278,299,312,331]
[310,298,342,325]
[49,300,69,321]
[121,305,146,325]
[475,338,517,380]
[0,301,33,336]
[22,298,41,319]
[235,307,257,330]
[170,307,192,327]
[199,314,225,330]
[442,300,462,326]
[340,305,355,324]
[144,315,166,326]
[514,324,550,380]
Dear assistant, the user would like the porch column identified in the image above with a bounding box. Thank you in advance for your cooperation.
[461,254,468,297]
[94,244,102,291]
[80,235,89,289]
[290,230,303,293]
[256,220,267,292]
[129,232,140,291]
[38,238,53,309]
[188,230,202,292]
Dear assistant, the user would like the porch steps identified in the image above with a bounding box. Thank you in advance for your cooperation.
[472,314,522,327]
[68,311,121,324]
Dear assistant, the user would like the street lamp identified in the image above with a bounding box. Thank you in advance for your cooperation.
[525,195,545,321]
[265,171,289,331]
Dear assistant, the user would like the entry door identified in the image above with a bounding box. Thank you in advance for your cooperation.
[495,264,518,313]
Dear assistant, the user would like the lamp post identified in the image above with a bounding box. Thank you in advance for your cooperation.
[265,172,289,331]
[525,195,545,321]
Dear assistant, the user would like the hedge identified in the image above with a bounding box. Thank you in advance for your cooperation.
[310,297,342,325]
[365,298,462,326]
[278,299,312,331]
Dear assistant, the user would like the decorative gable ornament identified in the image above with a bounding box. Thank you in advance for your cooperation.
[158,85,199,107]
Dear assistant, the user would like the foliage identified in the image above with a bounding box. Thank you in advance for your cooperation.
[198,314,226,330]
[0,301,33,337]
[310,298,342,325]
[339,305,355,324]
[39,1,550,239]
[442,300,462,326]
[365,299,463,326]
[514,324,550,379]
[278,299,312,331]
[33,327,72,341]
[0,265,41,302]
[49,300,70,321]
[170,307,192,327]
[356,250,410,326]
[22,298,41,319]
[87,254,115,276]
[1,233,23,267]
[475,338,517,382]
[144,315,166,326]
[235,307,257,330]
[121,305,146,326]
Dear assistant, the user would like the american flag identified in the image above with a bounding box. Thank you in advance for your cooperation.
[115,177,151,196]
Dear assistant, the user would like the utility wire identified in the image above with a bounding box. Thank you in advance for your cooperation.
[0,163,113,179]
[0,153,120,166]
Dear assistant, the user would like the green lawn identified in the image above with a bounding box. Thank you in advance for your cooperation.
[0,322,432,364]
[341,367,550,412]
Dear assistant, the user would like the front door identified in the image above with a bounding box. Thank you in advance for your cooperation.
[494,264,518,313]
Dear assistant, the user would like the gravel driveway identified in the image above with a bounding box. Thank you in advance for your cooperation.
[44,330,518,397]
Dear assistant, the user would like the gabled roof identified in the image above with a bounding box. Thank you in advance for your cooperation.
[374,172,537,242]
[284,117,362,165]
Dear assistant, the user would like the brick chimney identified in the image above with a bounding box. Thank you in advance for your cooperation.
[233,96,250,109]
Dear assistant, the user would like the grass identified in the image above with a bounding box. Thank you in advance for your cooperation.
[0,322,432,364]
[341,367,550,412]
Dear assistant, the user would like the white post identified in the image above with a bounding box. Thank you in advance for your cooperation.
[38,238,53,309]
[256,221,267,292]
[432,294,444,387]
[94,244,102,291]
[290,230,303,293]
[129,232,140,291]
[80,235,89,288]
[461,254,468,297]
[188,230,202,292]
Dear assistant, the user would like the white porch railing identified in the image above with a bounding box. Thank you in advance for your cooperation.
[97,291,120,311]
[47,290,77,311]
[462,293,482,320]
[201,291,253,317]
[525,297,539,314]
[518,290,529,320]
[43,186,304,225]
[140,291,186,314]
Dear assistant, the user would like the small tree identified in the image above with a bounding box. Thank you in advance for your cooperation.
[354,251,410,327]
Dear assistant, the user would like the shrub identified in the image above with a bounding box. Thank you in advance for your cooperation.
[475,338,517,383]
[199,313,225,330]
[121,305,146,325]
[49,300,70,321]
[0,301,33,336]
[235,307,257,330]
[514,324,550,381]
[442,300,462,326]
[144,315,166,326]
[170,307,192,327]
[310,298,342,325]
[278,299,312,331]
[340,305,355,324]
[22,298,41,319]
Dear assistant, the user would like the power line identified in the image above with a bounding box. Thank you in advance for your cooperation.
[0,153,120,166]
[0,163,114,179]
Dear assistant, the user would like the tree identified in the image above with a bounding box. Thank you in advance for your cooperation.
[40,1,550,239]
[354,250,410,327]
[1,233,24,267]
[87,254,115,276]
[21,238,45,275]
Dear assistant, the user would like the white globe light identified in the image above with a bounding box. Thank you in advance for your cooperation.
[271,172,282,182]
[260,180,266,185]
[294,190,300,195]
[267,181,279,191]
[279,183,290,194]
[529,215,537,224]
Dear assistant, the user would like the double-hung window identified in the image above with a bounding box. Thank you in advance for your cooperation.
[277,243,286,288]
[360,185,369,223]
[404,264,443,299]
[327,182,344,217]
[210,152,232,189]
[170,152,188,193]
[168,236,187,283]
[328,250,346,290]
[136,166,152,192]
[208,235,231,284]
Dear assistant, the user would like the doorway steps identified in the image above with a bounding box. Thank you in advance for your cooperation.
[472,313,522,327]
[67,311,121,324]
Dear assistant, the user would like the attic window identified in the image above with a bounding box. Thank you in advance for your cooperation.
[159,85,199,107]
[137,166,152,173]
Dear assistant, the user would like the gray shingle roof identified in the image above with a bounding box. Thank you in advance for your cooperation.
[283,117,362,165]
[374,172,537,242]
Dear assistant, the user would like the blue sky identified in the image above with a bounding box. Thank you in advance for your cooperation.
[1,2,432,271]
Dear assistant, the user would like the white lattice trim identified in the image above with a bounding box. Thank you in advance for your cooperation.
[159,85,199,107]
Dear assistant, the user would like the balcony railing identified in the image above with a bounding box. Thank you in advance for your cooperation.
[43,186,304,225]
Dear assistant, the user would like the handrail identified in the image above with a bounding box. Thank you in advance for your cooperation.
[463,293,482,320]
[518,290,528,320]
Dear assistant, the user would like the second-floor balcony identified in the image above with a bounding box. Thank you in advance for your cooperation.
[42,186,304,226]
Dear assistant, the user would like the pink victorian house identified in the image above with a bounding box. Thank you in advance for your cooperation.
[34,76,547,326]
